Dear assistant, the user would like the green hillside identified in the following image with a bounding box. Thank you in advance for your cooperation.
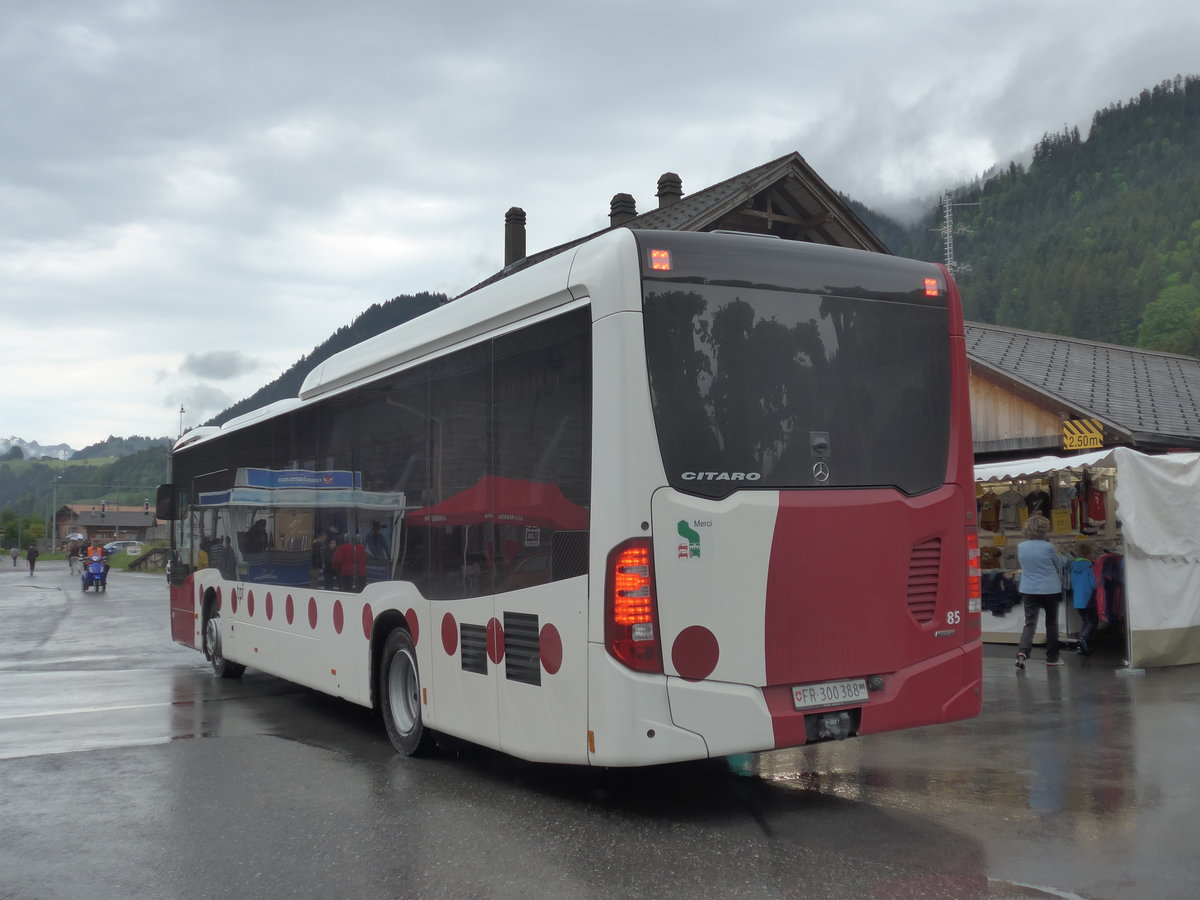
[884,75,1200,353]
[207,291,446,426]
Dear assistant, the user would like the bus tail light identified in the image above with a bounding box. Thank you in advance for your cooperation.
[966,531,982,614]
[605,538,663,674]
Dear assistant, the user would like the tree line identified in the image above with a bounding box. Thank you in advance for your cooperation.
[859,75,1200,356]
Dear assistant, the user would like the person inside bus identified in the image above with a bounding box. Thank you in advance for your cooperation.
[1015,514,1067,669]
[333,533,367,591]
[310,531,326,588]
[205,535,237,581]
[245,519,269,554]
[323,533,340,589]
[365,520,388,559]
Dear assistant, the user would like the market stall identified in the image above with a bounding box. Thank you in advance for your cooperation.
[974,447,1200,668]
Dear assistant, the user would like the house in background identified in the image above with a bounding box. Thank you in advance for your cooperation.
[476,151,1200,459]
[966,323,1200,458]
[68,504,161,545]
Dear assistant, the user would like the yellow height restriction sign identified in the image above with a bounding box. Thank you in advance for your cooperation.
[1063,418,1104,451]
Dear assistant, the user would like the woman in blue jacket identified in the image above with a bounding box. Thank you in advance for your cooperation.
[1016,515,1067,668]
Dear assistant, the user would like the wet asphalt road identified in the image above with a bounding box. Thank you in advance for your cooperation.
[2,562,1198,900]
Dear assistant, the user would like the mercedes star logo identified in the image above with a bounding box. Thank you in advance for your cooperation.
[812,461,831,483]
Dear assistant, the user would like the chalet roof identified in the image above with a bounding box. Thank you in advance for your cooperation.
[460,152,887,297]
[74,508,158,529]
[622,152,888,249]
[966,322,1200,450]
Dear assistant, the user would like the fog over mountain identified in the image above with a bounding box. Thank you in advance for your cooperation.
[0,437,74,461]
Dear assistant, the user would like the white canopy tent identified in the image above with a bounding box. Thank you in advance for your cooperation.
[975,447,1200,668]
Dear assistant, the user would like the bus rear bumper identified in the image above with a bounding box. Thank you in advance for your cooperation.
[587,645,710,766]
[762,640,984,748]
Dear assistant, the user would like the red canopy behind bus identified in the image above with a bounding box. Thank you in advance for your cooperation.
[408,475,589,530]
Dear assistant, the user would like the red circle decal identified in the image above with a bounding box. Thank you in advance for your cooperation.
[285,595,295,625]
[216,586,222,611]
[362,603,374,640]
[265,592,274,621]
[671,625,720,682]
[247,590,255,618]
[308,597,318,630]
[230,588,238,614]
[405,608,419,645]
[486,618,505,665]
[441,613,458,656]
[540,623,563,675]
[333,600,344,634]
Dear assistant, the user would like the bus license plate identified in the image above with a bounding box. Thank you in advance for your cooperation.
[792,679,869,711]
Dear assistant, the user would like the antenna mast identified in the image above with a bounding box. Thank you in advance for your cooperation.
[938,191,979,276]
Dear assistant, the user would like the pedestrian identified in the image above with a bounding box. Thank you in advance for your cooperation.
[1070,543,1098,656]
[68,543,80,575]
[26,543,40,576]
[10,546,17,567]
[1015,514,1067,669]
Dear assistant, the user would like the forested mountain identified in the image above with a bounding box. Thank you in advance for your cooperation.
[74,435,171,460]
[874,75,1200,354]
[207,291,446,427]
[0,444,170,545]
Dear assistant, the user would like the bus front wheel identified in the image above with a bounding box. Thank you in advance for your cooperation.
[204,613,245,679]
[380,628,434,756]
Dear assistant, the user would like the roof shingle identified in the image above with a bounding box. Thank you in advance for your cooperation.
[966,322,1200,446]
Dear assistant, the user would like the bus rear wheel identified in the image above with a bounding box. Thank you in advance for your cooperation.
[380,628,434,756]
[204,613,245,679]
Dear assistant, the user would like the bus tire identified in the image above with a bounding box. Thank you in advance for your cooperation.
[204,612,245,679]
[380,628,434,756]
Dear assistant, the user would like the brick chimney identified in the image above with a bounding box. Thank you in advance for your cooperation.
[609,193,637,227]
[656,172,683,208]
[504,207,526,266]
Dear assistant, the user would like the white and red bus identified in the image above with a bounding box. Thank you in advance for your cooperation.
[157,228,981,766]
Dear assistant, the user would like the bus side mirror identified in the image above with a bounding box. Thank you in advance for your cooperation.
[156,483,179,520]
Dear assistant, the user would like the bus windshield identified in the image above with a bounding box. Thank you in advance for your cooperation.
[642,250,951,498]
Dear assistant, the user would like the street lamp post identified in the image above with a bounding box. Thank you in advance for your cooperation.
[50,476,60,553]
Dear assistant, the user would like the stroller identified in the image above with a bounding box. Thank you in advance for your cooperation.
[81,554,108,592]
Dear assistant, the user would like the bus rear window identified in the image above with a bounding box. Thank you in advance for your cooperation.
[643,282,951,498]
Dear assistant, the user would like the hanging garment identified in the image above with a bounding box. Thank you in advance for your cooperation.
[981,572,1021,616]
[980,545,1003,570]
[1094,553,1125,624]
[978,490,1000,532]
[1025,488,1051,518]
[1087,480,1108,530]
[998,490,1024,530]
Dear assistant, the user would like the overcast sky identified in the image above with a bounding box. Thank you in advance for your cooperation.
[3,0,1197,451]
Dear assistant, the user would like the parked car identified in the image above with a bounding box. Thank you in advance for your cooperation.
[104,540,145,555]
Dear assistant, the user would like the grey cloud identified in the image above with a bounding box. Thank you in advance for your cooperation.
[4,0,1199,448]
[180,351,262,380]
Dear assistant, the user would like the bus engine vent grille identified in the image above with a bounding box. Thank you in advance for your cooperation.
[460,623,488,675]
[503,611,541,686]
[906,538,942,624]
